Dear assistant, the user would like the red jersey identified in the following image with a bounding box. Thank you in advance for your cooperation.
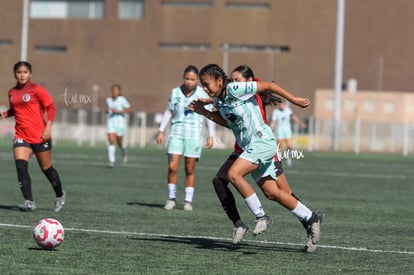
[8,81,55,144]
[233,94,280,161]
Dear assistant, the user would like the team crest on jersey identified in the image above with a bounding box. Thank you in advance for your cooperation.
[22,93,31,102]
[230,84,239,91]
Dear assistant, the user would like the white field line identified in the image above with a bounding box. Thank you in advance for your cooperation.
[1,223,413,255]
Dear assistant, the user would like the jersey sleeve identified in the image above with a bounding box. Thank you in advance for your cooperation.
[271,109,278,121]
[122,96,131,109]
[226,81,257,101]
[287,107,293,117]
[166,89,175,111]
[36,85,54,108]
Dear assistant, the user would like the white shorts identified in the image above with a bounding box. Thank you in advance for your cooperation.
[107,116,126,136]
[276,126,292,140]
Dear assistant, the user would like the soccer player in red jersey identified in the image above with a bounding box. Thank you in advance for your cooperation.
[0,61,65,212]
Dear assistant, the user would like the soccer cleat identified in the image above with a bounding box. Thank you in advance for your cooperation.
[122,154,128,163]
[108,162,115,168]
[122,150,128,163]
[232,224,249,244]
[183,202,193,211]
[54,191,66,212]
[164,199,176,210]
[303,211,324,253]
[19,200,36,211]
[252,215,272,235]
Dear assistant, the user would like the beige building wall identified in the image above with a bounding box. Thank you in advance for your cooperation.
[0,0,413,118]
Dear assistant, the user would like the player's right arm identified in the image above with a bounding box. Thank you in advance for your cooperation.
[188,99,229,128]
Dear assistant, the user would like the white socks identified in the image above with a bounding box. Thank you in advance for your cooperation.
[108,144,116,163]
[167,183,176,200]
[167,185,194,203]
[244,193,266,218]
[184,187,194,203]
[291,201,313,221]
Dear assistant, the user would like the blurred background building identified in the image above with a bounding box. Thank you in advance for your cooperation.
[0,0,413,153]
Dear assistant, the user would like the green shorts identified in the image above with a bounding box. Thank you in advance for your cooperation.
[107,116,126,136]
[167,135,203,158]
[276,127,292,140]
[239,139,277,183]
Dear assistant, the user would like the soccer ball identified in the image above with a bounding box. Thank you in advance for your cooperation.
[33,218,64,249]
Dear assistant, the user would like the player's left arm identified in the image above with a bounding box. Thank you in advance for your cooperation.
[256,81,310,108]
[121,97,132,114]
[37,86,56,141]
[291,114,307,128]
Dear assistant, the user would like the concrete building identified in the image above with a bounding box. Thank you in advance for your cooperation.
[0,0,413,117]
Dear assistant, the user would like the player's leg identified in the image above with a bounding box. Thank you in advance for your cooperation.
[13,143,35,211]
[274,160,303,203]
[107,132,116,167]
[116,135,128,163]
[183,157,197,211]
[259,176,323,252]
[164,136,183,210]
[214,155,249,243]
[164,153,181,210]
[227,158,268,222]
[214,155,243,226]
[180,137,203,211]
[35,143,65,212]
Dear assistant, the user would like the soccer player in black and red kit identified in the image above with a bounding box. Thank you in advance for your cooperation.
[0,61,65,212]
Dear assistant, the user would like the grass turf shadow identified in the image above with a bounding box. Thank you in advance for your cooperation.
[128,235,301,253]
[126,202,164,208]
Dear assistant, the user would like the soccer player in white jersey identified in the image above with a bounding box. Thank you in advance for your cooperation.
[157,65,215,211]
[191,64,323,252]
[270,100,307,166]
[105,84,131,168]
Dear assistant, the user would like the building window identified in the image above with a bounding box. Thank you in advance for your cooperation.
[30,0,104,19]
[160,42,210,51]
[119,0,144,19]
[225,2,270,9]
[223,44,290,53]
[161,1,213,8]
[0,39,13,47]
[35,45,67,53]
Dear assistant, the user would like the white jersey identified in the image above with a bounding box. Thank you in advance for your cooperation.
[106,96,130,118]
[167,85,210,140]
[271,106,292,132]
[213,81,274,150]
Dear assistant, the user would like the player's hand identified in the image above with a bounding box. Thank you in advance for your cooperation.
[188,99,209,115]
[205,136,214,149]
[0,111,7,119]
[42,126,52,142]
[293,97,310,108]
[156,131,164,144]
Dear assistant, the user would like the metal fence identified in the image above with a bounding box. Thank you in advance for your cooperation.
[1,109,413,155]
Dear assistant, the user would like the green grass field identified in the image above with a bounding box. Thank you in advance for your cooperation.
[0,141,413,274]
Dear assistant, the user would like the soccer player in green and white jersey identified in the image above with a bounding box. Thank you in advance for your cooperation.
[191,64,323,252]
[157,65,215,211]
[106,84,131,168]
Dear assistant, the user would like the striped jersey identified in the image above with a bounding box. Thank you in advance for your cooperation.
[167,85,210,140]
[106,95,131,123]
[271,106,292,132]
[213,82,275,150]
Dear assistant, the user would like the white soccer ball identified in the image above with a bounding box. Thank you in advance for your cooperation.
[33,218,64,249]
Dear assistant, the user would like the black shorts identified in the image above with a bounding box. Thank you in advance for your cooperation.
[274,160,284,177]
[13,139,52,153]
